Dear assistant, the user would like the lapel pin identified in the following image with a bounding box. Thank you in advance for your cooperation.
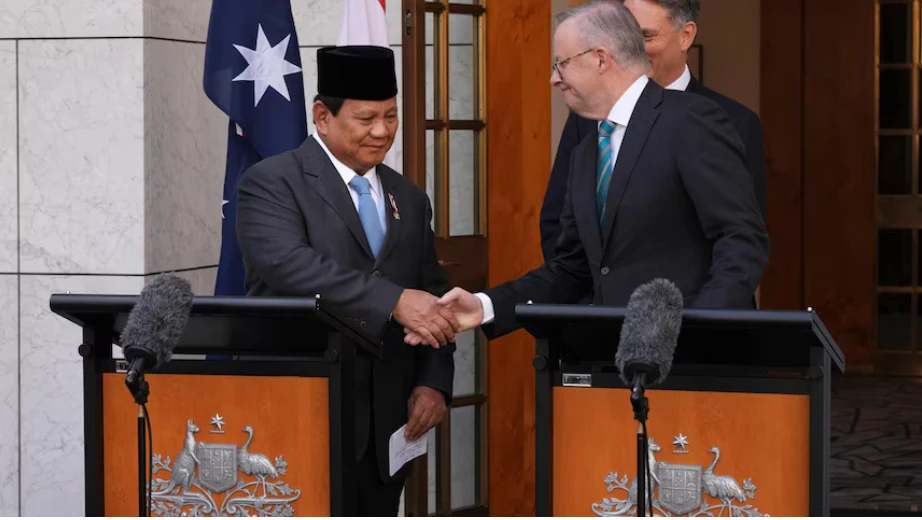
[388,193,400,220]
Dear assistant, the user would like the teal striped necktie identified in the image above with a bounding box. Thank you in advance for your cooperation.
[597,119,616,221]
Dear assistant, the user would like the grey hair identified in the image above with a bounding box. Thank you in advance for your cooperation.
[556,0,648,70]
[644,0,700,27]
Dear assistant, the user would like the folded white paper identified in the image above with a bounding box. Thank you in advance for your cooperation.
[389,424,428,476]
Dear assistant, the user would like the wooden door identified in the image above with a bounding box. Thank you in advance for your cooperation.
[401,0,490,514]
[875,0,922,374]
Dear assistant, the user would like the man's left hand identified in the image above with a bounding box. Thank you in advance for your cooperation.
[405,386,447,441]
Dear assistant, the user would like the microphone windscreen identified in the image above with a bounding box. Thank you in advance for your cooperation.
[120,273,194,369]
[615,278,683,386]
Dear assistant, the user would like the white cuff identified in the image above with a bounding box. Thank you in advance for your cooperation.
[475,292,495,324]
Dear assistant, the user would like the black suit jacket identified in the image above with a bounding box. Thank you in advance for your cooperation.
[484,80,769,338]
[235,137,455,481]
[540,75,767,261]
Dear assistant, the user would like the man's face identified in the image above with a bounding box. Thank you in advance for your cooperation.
[624,0,696,86]
[314,98,398,173]
[551,19,601,116]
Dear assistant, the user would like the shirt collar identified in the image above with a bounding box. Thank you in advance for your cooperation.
[603,74,650,128]
[665,64,691,91]
[312,133,380,195]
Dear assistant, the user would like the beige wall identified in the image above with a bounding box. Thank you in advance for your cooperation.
[696,0,761,115]
[550,0,572,162]
[548,0,762,162]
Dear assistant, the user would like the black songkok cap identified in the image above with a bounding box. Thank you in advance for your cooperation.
[316,45,398,101]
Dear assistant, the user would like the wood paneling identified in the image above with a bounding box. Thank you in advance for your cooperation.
[435,236,488,292]
[102,374,330,517]
[551,387,811,517]
[803,0,875,368]
[486,0,551,515]
[759,0,804,311]
[761,0,875,369]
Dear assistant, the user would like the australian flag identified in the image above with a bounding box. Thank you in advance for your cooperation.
[204,0,308,297]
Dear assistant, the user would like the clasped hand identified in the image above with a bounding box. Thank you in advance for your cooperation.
[393,288,483,348]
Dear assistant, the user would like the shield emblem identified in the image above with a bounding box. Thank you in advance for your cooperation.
[657,463,702,515]
[195,442,238,493]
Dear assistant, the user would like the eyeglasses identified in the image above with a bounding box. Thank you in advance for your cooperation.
[552,49,594,78]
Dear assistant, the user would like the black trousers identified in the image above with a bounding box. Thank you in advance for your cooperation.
[355,409,405,516]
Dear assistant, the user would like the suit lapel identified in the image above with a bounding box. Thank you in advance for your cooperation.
[297,138,375,259]
[600,83,662,252]
[373,167,402,268]
[572,136,604,258]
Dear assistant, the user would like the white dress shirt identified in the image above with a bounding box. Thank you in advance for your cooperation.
[664,64,692,92]
[313,133,388,233]
[474,74,652,324]
[595,74,650,174]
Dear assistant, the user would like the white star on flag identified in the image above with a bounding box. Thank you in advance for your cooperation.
[221,200,229,219]
[232,24,302,106]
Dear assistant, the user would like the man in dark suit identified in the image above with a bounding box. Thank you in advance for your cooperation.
[539,0,767,262]
[235,46,456,516]
[405,0,768,344]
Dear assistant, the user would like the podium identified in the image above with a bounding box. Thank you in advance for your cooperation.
[50,294,379,517]
[517,304,846,518]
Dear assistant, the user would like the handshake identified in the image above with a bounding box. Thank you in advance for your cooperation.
[392,287,484,348]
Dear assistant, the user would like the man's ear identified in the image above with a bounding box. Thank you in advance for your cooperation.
[312,101,331,135]
[594,47,612,73]
[679,21,697,53]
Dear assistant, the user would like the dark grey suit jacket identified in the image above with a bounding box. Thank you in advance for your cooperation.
[235,137,455,481]
[484,80,769,339]
[541,75,767,262]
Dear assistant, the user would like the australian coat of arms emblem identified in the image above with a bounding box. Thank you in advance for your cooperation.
[591,434,768,517]
[148,416,301,517]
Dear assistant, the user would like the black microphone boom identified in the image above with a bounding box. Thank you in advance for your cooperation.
[614,278,683,518]
[121,273,194,387]
[118,273,194,517]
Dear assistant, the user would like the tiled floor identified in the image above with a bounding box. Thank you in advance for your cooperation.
[831,375,922,515]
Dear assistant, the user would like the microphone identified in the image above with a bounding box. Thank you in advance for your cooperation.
[119,273,193,518]
[615,278,683,402]
[614,278,683,518]
[121,273,194,388]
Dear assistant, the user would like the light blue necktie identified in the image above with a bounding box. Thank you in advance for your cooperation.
[349,175,385,257]
[597,120,616,222]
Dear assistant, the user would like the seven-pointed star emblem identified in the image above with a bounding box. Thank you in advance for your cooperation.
[210,414,225,431]
[232,24,302,106]
[672,432,690,451]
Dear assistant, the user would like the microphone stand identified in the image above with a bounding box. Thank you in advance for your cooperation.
[630,373,650,517]
[126,361,151,517]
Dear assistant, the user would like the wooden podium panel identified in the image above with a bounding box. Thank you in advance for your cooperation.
[102,373,329,517]
[551,387,810,517]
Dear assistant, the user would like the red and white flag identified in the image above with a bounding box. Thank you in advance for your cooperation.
[338,0,398,170]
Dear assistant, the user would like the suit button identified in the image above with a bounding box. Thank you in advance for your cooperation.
[601,267,610,276]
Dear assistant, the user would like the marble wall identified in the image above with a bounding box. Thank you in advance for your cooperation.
[0,0,478,515]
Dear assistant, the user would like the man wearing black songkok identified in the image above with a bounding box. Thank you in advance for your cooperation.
[235,45,457,516]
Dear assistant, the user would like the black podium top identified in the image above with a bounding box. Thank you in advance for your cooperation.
[515,304,846,374]
[49,294,379,357]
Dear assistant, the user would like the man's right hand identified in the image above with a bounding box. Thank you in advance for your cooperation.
[393,289,461,348]
[404,287,483,346]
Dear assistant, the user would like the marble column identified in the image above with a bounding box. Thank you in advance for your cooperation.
[1,0,223,515]
[0,40,17,517]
